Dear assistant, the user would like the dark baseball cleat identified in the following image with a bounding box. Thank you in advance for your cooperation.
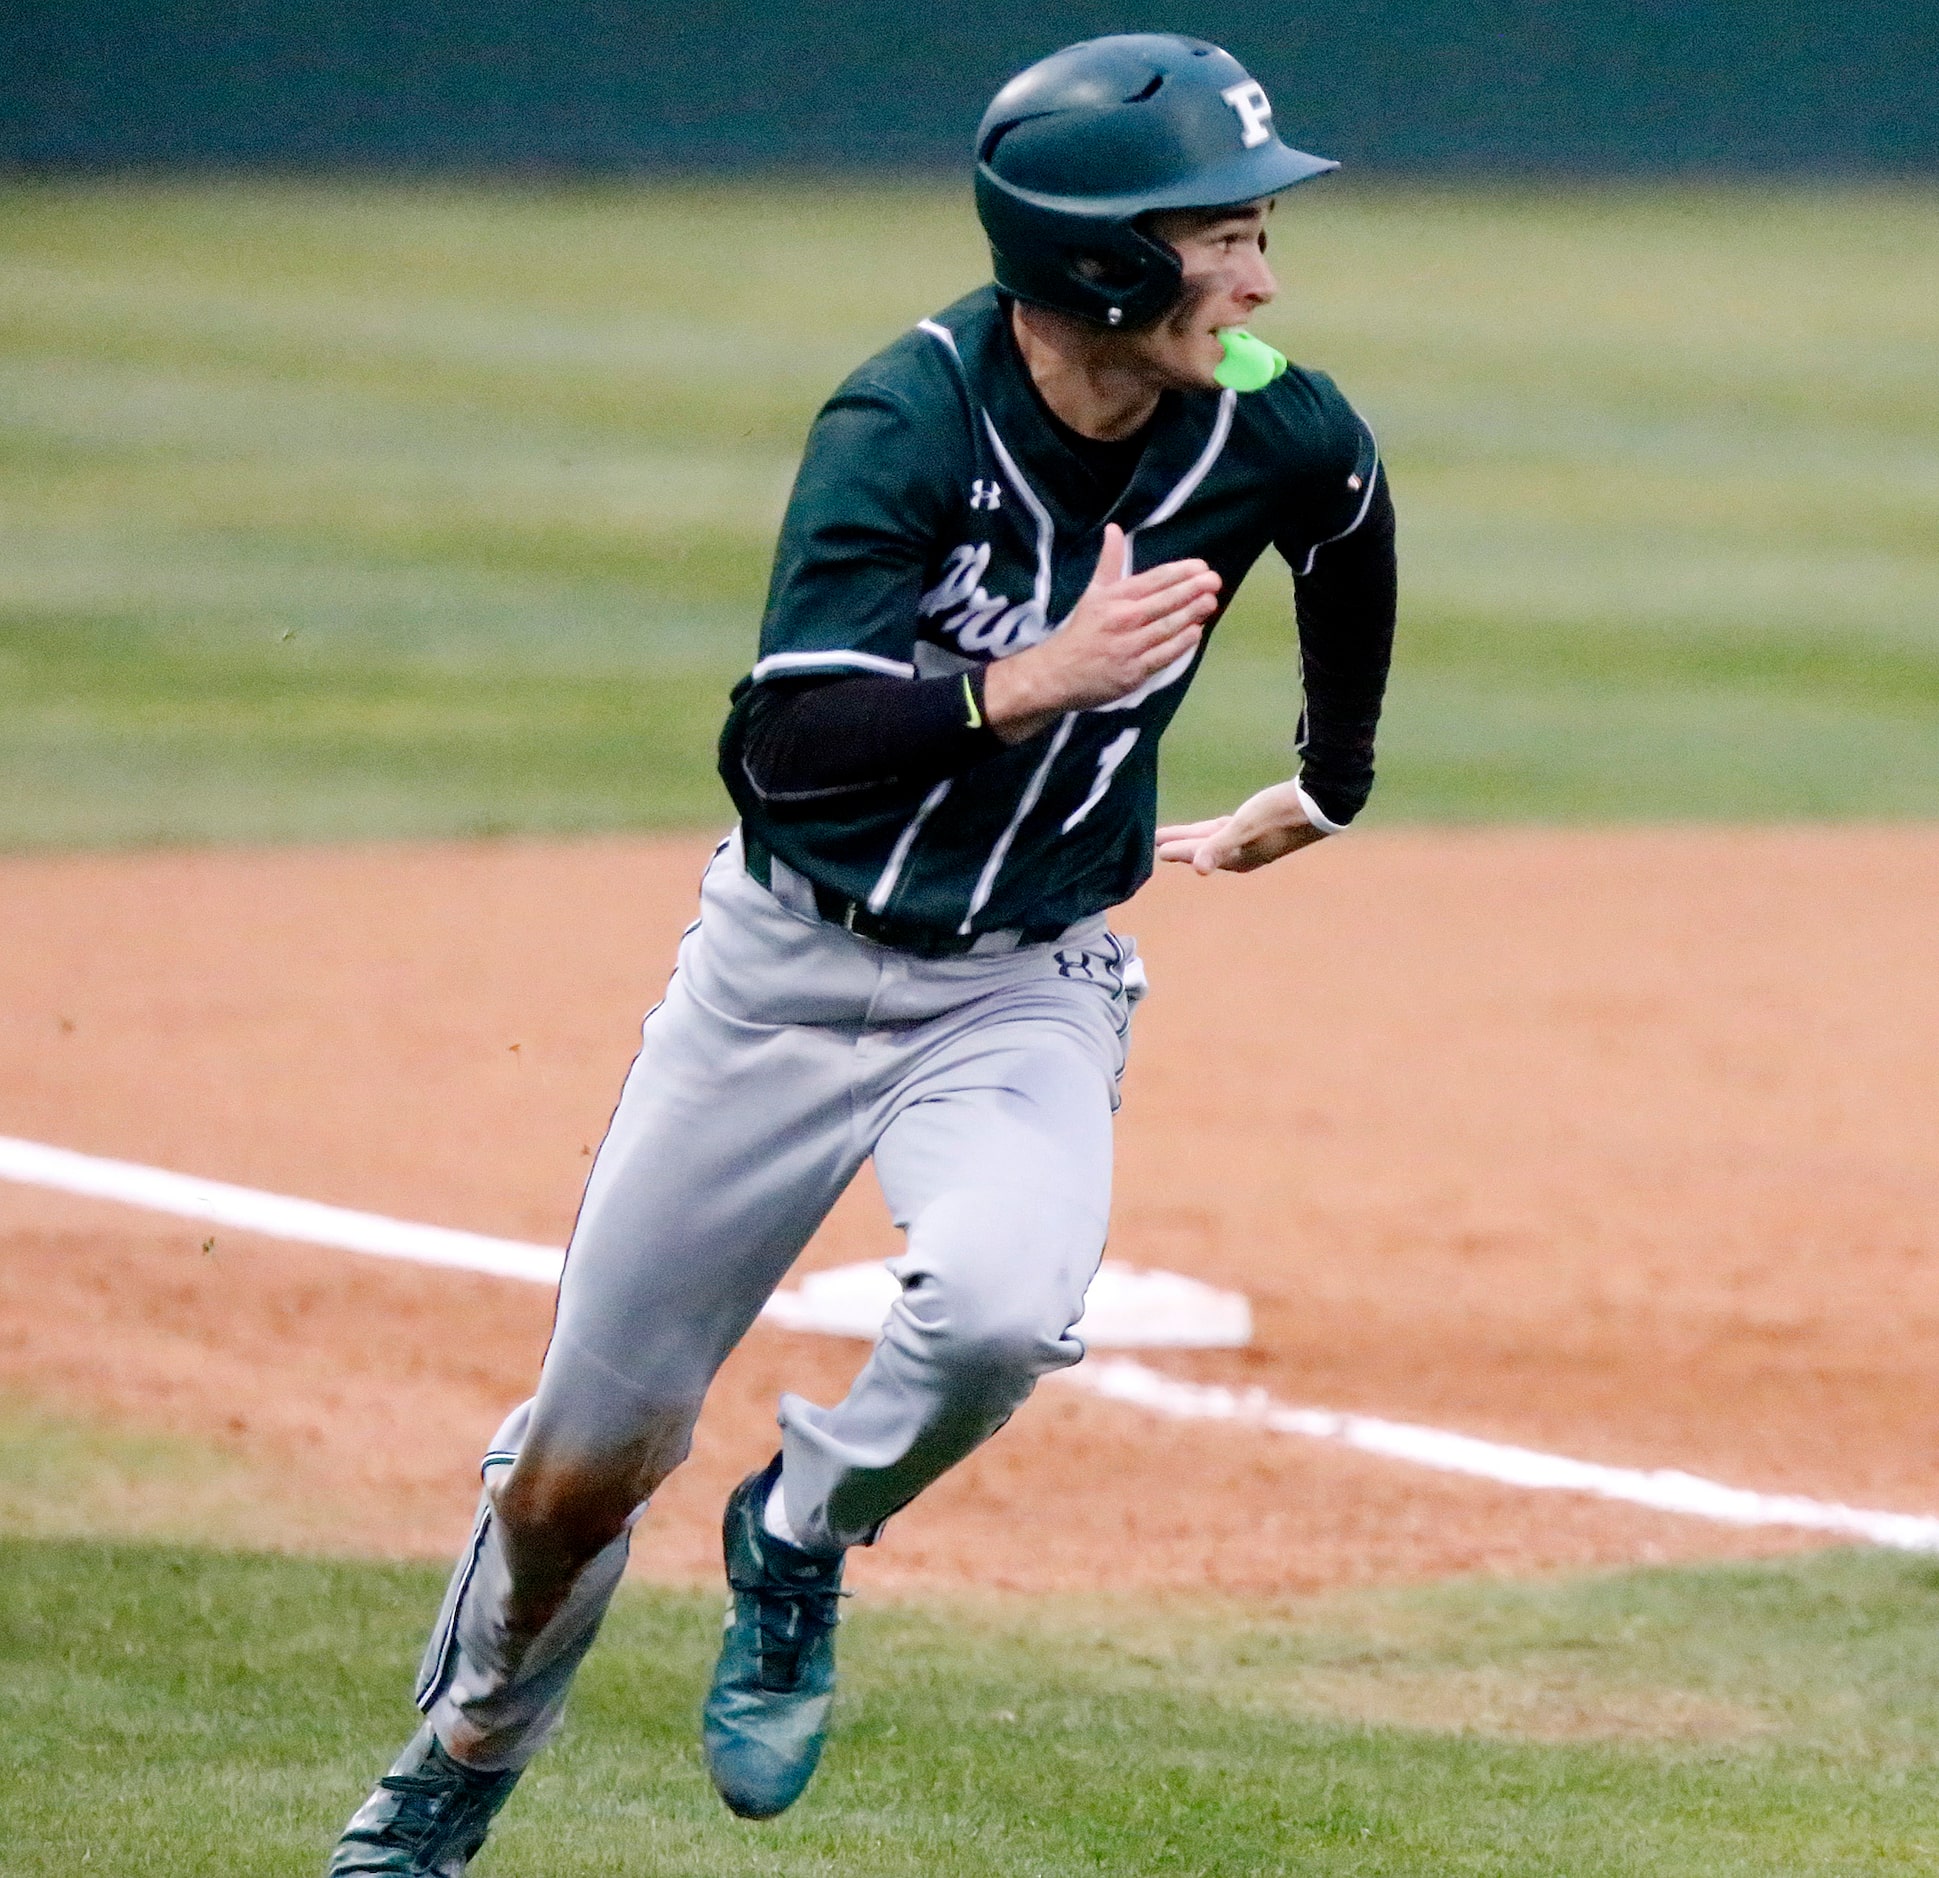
[701,1454,846,1820]
[326,1722,522,1876]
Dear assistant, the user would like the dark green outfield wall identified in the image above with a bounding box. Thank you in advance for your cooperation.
[4,0,1935,175]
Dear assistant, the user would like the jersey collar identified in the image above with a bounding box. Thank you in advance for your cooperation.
[941,289,1237,548]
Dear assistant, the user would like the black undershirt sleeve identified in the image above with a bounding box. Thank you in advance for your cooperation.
[1292,467,1397,827]
[733,666,1004,805]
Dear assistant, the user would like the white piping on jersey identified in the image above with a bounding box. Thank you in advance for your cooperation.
[1128,388,1236,539]
[751,649,917,682]
[1094,390,1238,715]
[953,409,1063,933]
[926,316,1071,933]
[867,777,953,915]
[921,317,1056,621]
[1062,727,1140,834]
[1295,426,1382,575]
[958,713,1076,934]
[978,414,1055,616]
[915,315,1237,921]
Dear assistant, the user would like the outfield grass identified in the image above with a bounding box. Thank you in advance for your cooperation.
[3,180,1936,847]
[9,1534,1939,1875]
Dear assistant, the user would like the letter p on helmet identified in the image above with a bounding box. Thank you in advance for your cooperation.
[1220,80,1274,149]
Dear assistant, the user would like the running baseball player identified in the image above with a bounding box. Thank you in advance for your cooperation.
[330,32,1395,1872]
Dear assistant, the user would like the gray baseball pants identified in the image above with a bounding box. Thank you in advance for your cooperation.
[414,833,1142,1769]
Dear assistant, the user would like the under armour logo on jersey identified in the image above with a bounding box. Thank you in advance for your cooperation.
[1220,80,1274,149]
[969,479,1003,510]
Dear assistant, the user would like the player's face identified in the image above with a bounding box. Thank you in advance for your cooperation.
[1135,202,1278,390]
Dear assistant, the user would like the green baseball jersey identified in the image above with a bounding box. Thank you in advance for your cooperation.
[720,285,1384,938]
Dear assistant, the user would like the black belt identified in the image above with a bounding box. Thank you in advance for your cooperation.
[742,832,1065,960]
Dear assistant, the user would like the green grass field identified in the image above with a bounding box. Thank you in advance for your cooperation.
[6,182,1939,1871]
[11,1534,1939,1876]
[3,179,1936,847]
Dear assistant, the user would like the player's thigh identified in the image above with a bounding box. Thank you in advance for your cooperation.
[869,995,1119,1352]
[535,976,865,1464]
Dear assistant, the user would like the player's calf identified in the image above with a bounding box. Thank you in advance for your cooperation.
[490,1457,650,1634]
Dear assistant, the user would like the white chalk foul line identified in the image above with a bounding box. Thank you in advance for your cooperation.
[1061,1360,1939,1555]
[6,1131,1938,1553]
[0,1134,566,1284]
[0,1134,1245,1347]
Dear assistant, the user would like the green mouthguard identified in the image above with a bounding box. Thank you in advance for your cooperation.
[1213,328,1288,393]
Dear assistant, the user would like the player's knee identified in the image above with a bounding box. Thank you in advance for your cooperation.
[939,1311,1071,1388]
[902,1259,1092,1383]
[494,1403,701,1556]
[495,1460,636,1558]
[900,1190,1100,1382]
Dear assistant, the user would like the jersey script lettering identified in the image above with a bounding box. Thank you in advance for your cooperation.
[917,541,1052,658]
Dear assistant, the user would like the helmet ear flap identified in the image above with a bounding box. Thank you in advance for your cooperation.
[1067,227,1184,328]
[1099,221,1189,329]
[976,168,1185,329]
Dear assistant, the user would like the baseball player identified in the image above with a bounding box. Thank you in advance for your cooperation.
[329,32,1394,1873]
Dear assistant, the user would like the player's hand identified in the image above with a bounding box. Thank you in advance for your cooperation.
[983,523,1220,743]
[1155,781,1331,875]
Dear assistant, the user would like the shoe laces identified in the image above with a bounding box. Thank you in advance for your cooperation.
[749,1581,847,1692]
[376,1758,515,1857]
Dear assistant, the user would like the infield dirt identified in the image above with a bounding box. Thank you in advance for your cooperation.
[3,827,1935,1594]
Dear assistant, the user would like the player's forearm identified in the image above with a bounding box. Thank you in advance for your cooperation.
[1292,472,1396,825]
[730,670,1002,802]
[980,653,1069,745]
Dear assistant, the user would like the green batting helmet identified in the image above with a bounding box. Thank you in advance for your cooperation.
[974,34,1337,330]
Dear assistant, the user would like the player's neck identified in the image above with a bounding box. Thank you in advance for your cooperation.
[1009,301,1163,443]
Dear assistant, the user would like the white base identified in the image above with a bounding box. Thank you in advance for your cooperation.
[758,1258,1252,1350]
